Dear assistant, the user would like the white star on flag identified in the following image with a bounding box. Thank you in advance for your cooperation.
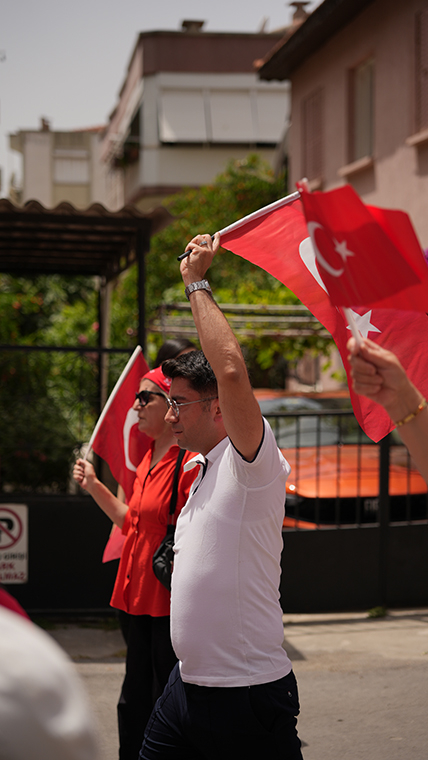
[346,309,381,339]
[334,238,354,263]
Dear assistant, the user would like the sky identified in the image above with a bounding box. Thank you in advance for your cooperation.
[0,0,322,193]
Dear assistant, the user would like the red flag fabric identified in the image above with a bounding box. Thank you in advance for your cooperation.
[88,347,150,501]
[297,183,428,311]
[102,524,126,563]
[219,194,428,442]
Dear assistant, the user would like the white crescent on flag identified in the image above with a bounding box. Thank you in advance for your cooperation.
[299,236,328,293]
[123,407,139,472]
[307,221,345,278]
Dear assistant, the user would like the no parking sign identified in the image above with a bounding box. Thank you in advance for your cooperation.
[0,504,28,583]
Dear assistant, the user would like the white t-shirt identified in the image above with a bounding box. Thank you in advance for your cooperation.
[0,606,99,760]
[171,418,292,687]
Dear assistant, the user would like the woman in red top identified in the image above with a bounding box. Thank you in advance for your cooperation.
[73,367,196,760]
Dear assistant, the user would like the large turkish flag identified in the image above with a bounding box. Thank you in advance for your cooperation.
[219,192,428,442]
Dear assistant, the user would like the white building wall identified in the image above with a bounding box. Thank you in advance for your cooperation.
[89,133,109,207]
[130,71,290,202]
[155,145,281,187]
[23,132,52,205]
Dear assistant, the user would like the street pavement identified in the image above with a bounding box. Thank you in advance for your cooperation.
[48,608,428,760]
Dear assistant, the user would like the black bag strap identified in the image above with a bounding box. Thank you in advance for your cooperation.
[168,448,186,520]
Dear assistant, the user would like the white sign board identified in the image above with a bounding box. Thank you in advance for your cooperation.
[0,504,28,583]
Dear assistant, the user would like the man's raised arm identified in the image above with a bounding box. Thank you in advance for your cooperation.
[180,233,263,461]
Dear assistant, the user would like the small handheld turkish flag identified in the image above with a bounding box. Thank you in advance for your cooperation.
[86,346,150,501]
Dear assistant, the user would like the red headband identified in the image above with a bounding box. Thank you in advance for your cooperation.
[141,367,171,395]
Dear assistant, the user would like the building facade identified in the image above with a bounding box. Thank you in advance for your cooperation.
[101,22,291,211]
[9,120,109,208]
[259,0,428,248]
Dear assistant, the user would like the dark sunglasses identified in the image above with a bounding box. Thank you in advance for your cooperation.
[135,390,167,407]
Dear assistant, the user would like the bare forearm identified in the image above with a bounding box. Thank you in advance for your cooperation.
[347,337,428,484]
[181,234,263,459]
[386,385,428,484]
[396,412,428,484]
[188,290,247,386]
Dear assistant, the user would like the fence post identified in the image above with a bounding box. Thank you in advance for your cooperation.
[378,432,391,606]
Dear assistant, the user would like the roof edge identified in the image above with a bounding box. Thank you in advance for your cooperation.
[258,0,375,80]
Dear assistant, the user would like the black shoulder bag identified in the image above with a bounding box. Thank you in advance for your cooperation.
[152,449,186,591]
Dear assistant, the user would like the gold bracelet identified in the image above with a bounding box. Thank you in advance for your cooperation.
[395,398,427,427]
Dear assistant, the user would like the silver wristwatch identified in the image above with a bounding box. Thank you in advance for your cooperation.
[184,279,212,300]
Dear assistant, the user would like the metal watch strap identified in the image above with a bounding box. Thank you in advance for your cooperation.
[184,279,212,300]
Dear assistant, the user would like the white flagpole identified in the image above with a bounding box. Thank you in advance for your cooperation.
[84,345,143,460]
[217,190,301,238]
[178,190,302,261]
[343,308,363,348]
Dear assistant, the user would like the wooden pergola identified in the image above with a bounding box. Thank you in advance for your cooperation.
[0,198,172,351]
[0,196,174,418]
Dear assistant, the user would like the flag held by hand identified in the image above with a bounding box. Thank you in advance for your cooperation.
[218,186,428,442]
[86,346,150,502]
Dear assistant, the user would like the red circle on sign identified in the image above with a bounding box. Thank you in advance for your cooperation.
[0,508,23,549]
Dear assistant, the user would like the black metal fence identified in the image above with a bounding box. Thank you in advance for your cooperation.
[2,350,428,614]
[263,408,428,613]
[263,408,428,527]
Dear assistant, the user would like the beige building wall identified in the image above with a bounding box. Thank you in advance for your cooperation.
[23,131,52,205]
[289,0,428,248]
[90,133,110,204]
[10,124,109,209]
[132,73,289,208]
[102,30,290,211]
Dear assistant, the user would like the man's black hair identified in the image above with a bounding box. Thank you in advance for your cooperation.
[154,338,197,367]
[162,350,218,397]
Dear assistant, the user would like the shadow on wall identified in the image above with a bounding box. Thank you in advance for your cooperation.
[348,166,376,196]
[416,142,428,177]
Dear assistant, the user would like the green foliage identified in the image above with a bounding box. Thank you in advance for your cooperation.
[0,274,95,344]
[109,154,334,375]
[147,154,289,311]
[0,153,335,492]
[107,154,292,348]
[367,606,388,619]
[0,274,99,491]
[0,350,77,491]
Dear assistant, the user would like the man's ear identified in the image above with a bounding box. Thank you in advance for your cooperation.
[212,401,222,420]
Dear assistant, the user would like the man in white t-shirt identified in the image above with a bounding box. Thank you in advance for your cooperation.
[139,233,303,760]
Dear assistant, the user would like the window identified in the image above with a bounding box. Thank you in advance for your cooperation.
[159,90,207,142]
[349,58,374,162]
[210,91,254,143]
[157,87,288,145]
[416,9,428,132]
[54,132,88,150]
[302,88,324,181]
[53,158,89,184]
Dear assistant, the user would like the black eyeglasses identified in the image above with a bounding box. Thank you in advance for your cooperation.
[135,390,167,407]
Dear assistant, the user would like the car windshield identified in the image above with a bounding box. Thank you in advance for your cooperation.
[257,395,372,448]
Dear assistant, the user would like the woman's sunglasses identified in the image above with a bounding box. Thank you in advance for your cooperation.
[135,390,167,406]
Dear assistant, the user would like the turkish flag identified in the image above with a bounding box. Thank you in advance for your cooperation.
[219,194,428,442]
[298,183,428,311]
[87,346,150,501]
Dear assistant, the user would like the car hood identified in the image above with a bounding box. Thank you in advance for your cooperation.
[282,444,428,499]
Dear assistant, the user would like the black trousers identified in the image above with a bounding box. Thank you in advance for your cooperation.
[140,663,303,760]
[117,614,177,760]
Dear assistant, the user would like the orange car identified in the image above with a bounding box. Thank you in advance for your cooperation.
[256,391,428,527]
